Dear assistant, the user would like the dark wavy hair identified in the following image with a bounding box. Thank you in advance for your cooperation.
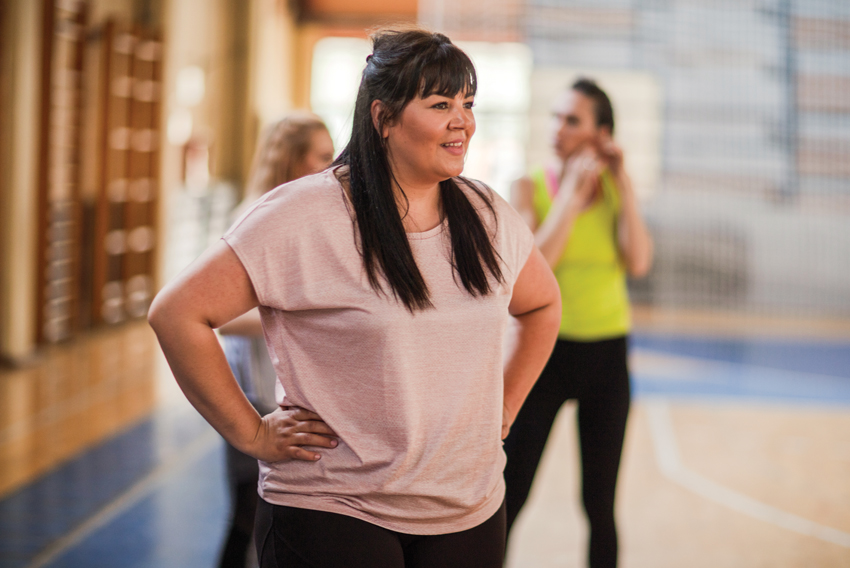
[332,28,504,312]
[572,77,615,135]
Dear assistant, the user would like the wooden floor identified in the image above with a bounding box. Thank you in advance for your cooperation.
[506,402,850,568]
[0,321,163,499]
[1,312,849,567]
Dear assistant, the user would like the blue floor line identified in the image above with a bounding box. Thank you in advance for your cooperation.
[633,377,850,406]
[0,407,214,568]
[631,333,850,379]
[43,443,228,568]
[630,332,850,405]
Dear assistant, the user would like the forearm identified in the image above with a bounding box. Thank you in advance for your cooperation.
[218,307,263,336]
[534,196,580,268]
[512,175,578,267]
[503,300,561,425]
[615,171,653,277]
[151,315,262,455]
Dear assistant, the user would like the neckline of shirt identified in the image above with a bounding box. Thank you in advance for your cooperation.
[325,169,447,241]
[406,217,446,240]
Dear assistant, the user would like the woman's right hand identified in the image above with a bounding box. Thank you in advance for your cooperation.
[251,406,339,462]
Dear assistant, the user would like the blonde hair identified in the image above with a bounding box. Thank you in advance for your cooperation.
[244,111,329,201]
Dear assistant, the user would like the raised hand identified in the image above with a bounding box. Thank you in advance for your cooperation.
[560,147,603,213]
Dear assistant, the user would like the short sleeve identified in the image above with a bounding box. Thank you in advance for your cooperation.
[222,171,355,311]
[222,186,289,308]
[490,191,536,286]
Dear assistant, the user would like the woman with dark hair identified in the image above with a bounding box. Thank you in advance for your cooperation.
[148,27,561,567]
[503,78,653,568]
[215,111,334,568]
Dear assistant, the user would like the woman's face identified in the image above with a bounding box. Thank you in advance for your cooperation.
[293,128,335,179]
[381,91,475,187]
[550,89,599,161]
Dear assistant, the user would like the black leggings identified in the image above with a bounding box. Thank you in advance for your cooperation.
[254,498,506,568]
[503,336,630,568]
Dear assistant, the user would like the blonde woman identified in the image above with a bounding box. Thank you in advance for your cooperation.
[216,112,334,568]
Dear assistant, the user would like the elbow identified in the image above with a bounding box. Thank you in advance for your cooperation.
[547,303,562,339]
[544,288,563,336]
[624,241,654,279]
[627,258,652,279]
[146,290,170,332]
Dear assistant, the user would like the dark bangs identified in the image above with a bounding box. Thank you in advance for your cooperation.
[417,43,477,100]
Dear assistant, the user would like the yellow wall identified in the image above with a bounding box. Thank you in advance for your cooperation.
[0,0,42,363]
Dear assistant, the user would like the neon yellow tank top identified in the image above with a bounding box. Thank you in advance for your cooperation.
[531,167,630,340]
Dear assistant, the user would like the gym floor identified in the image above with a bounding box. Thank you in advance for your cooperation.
[1,310,849,568]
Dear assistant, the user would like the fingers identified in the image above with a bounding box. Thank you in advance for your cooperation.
[282,406,338,436]
[265,406,340,462]
[580,157,601,174]
[271,433,337,462]
[285,406,326,422]
[293,419,337,437]
[282,432,338,462]
[576,161,601,192]
[565,145,598,171]
[289,431,339,449]
[274,438,336,462]
[288,445,324,462]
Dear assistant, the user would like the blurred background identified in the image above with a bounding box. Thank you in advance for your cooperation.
[0,0,848,567]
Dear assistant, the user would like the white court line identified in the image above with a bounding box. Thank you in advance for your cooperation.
[27,428,221,568]
[644,398,850,548]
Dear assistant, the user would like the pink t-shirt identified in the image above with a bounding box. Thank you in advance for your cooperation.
[223,169,534,535]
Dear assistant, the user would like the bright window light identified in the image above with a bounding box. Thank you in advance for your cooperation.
[310,37,372,155]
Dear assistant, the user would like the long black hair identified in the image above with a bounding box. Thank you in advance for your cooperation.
[332,28,504,312]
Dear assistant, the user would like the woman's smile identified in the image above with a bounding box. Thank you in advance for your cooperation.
[440,139,466,156]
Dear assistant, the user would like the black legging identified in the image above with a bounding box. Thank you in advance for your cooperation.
[503,336,630,568]
[254,498,506,568]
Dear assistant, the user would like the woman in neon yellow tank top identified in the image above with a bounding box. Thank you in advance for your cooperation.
[503,78,653,568]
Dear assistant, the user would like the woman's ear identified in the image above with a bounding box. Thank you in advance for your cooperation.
[371,100,389,138]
